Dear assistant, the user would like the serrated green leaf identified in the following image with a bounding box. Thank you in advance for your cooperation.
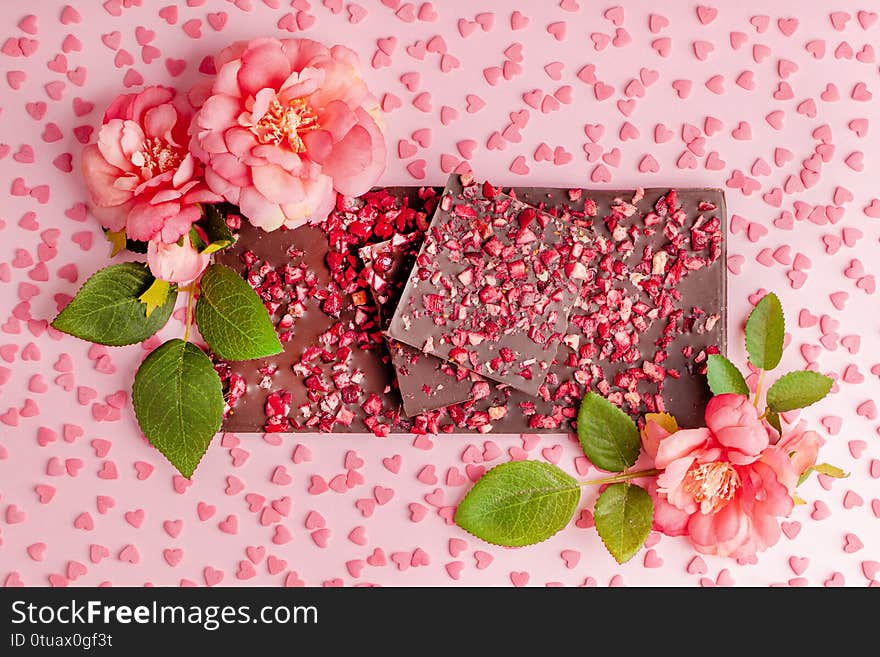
[195,263,282,361]
[745,292,785,370]
[766,410,782,435]
[132,339,223,478]
[189,226,207,252]
[52,263,177,346]
[454,461,580,547]
[105,229,127,257]
[814,463,849,478]
[798,462,849,487]
[577,392,640,473]
[593,483,653,564]
[200,204,235,254]
[138,278,171,318]
[644,412,678,435]
[706,354,750,396]
[766,370,833,413]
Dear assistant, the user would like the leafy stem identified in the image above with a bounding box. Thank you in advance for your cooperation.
[182,283,196,342]
[580,468,661,487]
[752,368,765,408]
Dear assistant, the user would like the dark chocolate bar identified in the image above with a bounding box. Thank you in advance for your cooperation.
[359,234,480,417]
[215,180,726,433]
[386,177,582,396]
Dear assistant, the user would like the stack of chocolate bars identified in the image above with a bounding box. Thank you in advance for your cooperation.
[215,174,726,435]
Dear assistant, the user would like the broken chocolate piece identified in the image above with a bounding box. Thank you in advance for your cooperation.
[387,176,582,395]
[360,234,481,416]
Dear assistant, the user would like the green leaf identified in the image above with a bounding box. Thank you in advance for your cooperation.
[105,229,127,257]
[138,278,172,318]
[200,204,235,254]
[798,462,849,487]
[132,339,223,478]
[766,410,782,435]
[745,292,785,370]
[52,263,177,346]
[577,392,640,473]
[195,263,282,361]
[644,412,678,435]
[706,354,750,396]
[454,461,580,547]
[593,483,653,564]
[766,370,834,413]
[188,226,207,252]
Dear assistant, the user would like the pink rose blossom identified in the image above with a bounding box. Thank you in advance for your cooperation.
[189,38,386,231]
[81,86,217,239]
[147,232,211,286]
[641,397,822,561]
[81,86,218,283]
[704,393,770,463]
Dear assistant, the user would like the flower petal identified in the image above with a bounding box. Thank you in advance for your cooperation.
[650,491,691,536]
[281,175,335,227]
[159,205,201,244]
[90,203,131,233]
[321,110,386,196]
[251,163,306,204]
[96,120,137,172]
[238,186,286,232]
[81,144,133,208]
[238,39,292,98]
[213,60,244,99]
[172,153,196,188]
[224,127,259,159]
[143,103,178,141]
[197,94,240,132]
[127,201,180,242]
[248,87,277,124]
[316,99,357,141]
[301,129,333,164]
[147,232,210,285]
[654,428,712,469]
[215,40,249,71]
[129,86,175,123]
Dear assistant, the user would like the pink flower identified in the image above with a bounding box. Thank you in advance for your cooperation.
[704,393,769,464]
[147,232,211,286]
[189,38,386,232]
[641,398,822,561]
[81,86,218,243]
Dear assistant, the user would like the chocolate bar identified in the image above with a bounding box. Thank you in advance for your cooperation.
[359,233,480,417]
[386,177,582,396]
[215,180,726,433]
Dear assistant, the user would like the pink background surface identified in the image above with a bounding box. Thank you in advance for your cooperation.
[1,0,878,587]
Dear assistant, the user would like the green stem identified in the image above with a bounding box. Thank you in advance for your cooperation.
[579,468,661,487]
[183,285,195,342]
[753,369,765,408]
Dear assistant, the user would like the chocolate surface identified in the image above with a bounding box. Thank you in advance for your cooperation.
[360,234,479,417]
[386,177,582,395]
[216,181,726,433]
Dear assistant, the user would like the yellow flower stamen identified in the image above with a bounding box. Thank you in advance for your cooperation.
[683,462,740,514]
[252,97,320,153]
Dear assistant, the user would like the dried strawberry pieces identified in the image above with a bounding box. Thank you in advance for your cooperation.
[361,232,480,417]
[215,181,725,434]
[387,176,582,395]
[533,186,723,419]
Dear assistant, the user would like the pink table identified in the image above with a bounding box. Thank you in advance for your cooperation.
[0,0,877,587]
